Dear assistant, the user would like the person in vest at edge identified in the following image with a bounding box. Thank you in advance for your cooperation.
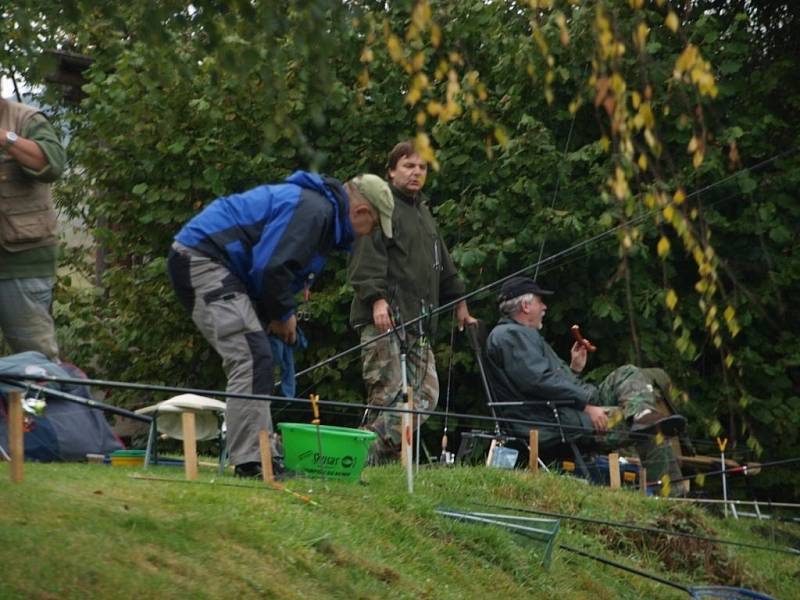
[0,98,66,361]
[167,171,383,478]
[348,141,477,464]
[485,276,687,493]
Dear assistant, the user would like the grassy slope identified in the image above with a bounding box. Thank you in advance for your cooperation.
[0,463,797,599]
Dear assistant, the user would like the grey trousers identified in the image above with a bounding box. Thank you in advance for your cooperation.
[167,242,274,467]
[0,276,59,360]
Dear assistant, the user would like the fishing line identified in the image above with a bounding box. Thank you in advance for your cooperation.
[0,372,716,446]
[294,146,798,382]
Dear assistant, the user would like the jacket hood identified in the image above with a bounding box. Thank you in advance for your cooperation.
[285,170,354,252]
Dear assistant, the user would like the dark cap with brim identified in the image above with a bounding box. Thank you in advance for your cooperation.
[497,276,554,303]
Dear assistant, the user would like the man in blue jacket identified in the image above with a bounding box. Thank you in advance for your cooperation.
[168,171,378,478]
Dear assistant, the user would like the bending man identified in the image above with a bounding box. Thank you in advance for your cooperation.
[168,170,380,478]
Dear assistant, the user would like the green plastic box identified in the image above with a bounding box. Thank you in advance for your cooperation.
[110,449,146,467]
[278,423,376,482]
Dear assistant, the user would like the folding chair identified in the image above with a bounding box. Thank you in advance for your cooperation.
[461,320,592,476]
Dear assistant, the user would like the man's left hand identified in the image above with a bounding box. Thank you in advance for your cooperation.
[570,342,587,373]
[455,300,478,332]
[584,405,608,432]
[0,127,49,171]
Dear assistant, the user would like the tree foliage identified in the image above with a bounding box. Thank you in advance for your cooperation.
[2,0,798,497]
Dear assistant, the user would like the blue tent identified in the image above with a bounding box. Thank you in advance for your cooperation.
[0,352,121,461]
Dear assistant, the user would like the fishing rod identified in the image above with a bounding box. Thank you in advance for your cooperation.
[649,457,800,487]
[0,378,152,423]
[129,474,316,504]
[0,372,693,446]
[556,543,778,599]
[466,504,800,556]
[293,147,800,382]
[663,497,800,510]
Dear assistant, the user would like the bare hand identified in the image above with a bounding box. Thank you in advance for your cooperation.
[372,298,393,332]
[570,342,588,373]
[268,315,297,344]
[584,405,608,432]
[455,300,478,331]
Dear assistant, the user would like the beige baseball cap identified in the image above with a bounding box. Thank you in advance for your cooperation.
[347,174,395,238]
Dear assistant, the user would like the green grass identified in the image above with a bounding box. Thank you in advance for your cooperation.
[1,462,797,599]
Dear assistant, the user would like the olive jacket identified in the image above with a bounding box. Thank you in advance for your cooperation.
[347,185,465,333]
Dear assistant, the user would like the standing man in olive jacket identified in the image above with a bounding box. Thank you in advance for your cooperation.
[0,98,66,360]
[348,140,476,462]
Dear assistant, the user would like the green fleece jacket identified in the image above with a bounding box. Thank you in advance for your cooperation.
[347,185,465,333]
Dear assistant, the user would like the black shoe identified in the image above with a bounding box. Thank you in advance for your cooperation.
[234,460,287,479]
[234,462,263,479]
[631,414,687,437]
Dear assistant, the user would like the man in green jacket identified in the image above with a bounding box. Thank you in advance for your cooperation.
[0,98,66,360]
[348,141,476,462]
[485,276,685,487]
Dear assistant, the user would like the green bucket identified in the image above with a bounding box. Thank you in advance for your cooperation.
[278,423,376,482]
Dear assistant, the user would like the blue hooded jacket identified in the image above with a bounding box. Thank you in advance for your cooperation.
[175,171,353,320]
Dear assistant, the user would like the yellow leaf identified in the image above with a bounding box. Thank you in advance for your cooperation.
[725,354,734,368]
[693,150,704,168]
[405,87,421,106]
[662,205,674,223]
[426,100,442,116]
[673,189,686,205]
[666,289,678,310]
[724,306,735,323]
[657,236,670,257]
[638,153,648,171]
[431,24,441,48]
[412,51,425,72]
[494,126,509,147]
[415,111,426,126]
[386,34,403,63]
[695,473,705,487]
[599,136,611,152]
[644,193,655,208]
[666,11,679,33]
[634,22,650,50]
[415,132,438,170]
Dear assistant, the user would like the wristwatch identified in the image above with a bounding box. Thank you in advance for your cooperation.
[4,131,18,147]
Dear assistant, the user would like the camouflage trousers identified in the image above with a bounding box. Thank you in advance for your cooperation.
[359,325,438,459]
[590,365,683,488]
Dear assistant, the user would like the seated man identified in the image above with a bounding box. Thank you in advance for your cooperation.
[484,276,685,489]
